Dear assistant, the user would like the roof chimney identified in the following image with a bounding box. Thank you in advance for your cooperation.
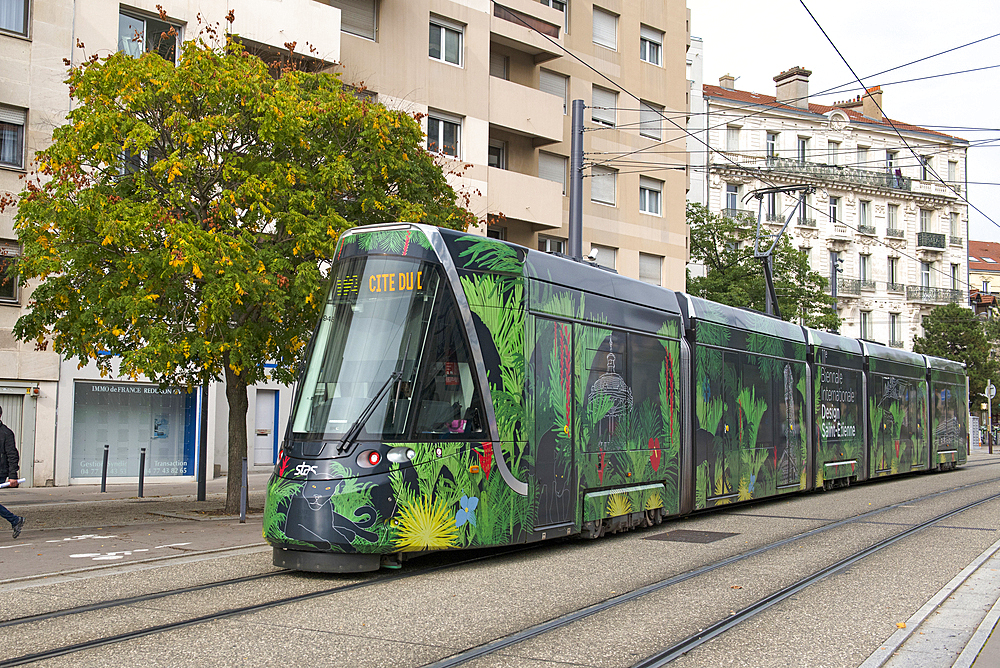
[862,86,883,121]
[719,74,735,90]
[773,66,811,110]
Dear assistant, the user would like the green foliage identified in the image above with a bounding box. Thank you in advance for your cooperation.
[913,303,999,409]
[686,202,839,330]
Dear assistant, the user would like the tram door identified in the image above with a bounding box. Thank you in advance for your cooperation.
[530,318,576,530]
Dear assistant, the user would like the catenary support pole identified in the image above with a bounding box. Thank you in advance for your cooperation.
[240,456,248,523]
[568,99,585,260]
[138,447,146,498]
[101,444,109,493]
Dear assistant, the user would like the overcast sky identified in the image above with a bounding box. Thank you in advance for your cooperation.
[687,0,999,242]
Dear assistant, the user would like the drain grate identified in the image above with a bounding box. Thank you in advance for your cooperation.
[645,529,738,544]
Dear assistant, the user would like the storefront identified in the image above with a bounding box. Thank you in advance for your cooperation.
[70,381,196,481]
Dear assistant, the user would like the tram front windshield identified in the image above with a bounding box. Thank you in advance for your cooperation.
[290,256,485,442]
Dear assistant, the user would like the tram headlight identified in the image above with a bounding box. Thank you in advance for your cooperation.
[387,447,416,463]
[357,450,381,468]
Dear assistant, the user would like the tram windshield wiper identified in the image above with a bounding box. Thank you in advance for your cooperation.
[337,335,411,454]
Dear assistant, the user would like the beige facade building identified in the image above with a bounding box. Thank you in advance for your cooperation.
[698,68,969,350]
[1,0,690,485]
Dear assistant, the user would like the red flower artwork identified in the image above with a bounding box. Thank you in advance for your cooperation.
[277,452,290,477]
[402,230,411,255]
[649,438,661,472]
[598,449,606,484]
[478,442,493,480]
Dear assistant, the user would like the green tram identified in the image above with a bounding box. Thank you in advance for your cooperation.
[264,223,969,572]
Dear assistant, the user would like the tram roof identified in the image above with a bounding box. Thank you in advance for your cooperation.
[683,295,807,343]
[806,328,863,355]
[861,340,926,368]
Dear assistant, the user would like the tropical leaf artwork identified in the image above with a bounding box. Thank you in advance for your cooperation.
[352,228,431,255]
[263,476,309,546]
[695,461,709,509]
[457,236,524,274]
[392,496,460,551]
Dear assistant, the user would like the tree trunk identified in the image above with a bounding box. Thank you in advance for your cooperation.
[224,355,250,515]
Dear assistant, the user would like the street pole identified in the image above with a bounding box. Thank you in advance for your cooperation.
[198,382,209,501]
[988,380,995,454]
[568,99,585,260]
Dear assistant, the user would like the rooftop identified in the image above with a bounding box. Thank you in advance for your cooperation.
[970,240,1000,273]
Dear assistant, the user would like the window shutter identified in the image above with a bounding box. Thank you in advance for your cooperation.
[591,87,617,126]
[592,7,617,49]
[0,107,26,125]
[639,101,661,140]
[490,52,508,79]
[538,152,567,194]
[640,24,662,45]
[539,69,567,113]
[328,0,377,40]
[590,244,616,269]
[639,253,662,285]
[591,166,616,205]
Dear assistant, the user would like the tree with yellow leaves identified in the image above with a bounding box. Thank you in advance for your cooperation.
[3,31,476,512]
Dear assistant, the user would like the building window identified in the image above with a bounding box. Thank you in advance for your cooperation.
[590,165,616,205]
[920,155,932,181]
[766,132,778,158]
[886,150,897,171]
[920,261,932,288]
[639,176,662,216]
[860,200,871,229]
[800,246,812,269]
[829,196,841,225]
[540,69,568,114]
[327,0,377,40]
[639,101,662,140]
[950,212,959,237]
[765,192,778,220]
[857,145,869,169]
[726,126,740,152]
[0,106,26,169]
[919,208,932,233]
[487,225,507,240]
[639,25,662,65]
[0,240,20,303]
[118,10,179,62]
[860,310,871,339]
[725,183,739,212]
[985,280,990,293]
[639,252,662,285]
[860,254,872,287]
[538,236,565,254]
[490,52,509,79]
[538,151,567,195]
[948,160,957,183]
[797,137,808,163]
[888,257,900,288]
[951,263,960,290]
[590,243,616,269]
[427,112,461,158]
[889,313,900,345]
[591,86,617,127]
[828,140,840,166]
[592,6,617,50]
[540,0,568,32]
[0,0,29,36]
[887,203,899,230]
[488,140,506,169]
[429,16,463,66]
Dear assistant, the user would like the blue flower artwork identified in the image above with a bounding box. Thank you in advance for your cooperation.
[456,495,478,527]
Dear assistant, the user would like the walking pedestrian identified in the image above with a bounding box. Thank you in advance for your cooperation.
[0,406,25,539]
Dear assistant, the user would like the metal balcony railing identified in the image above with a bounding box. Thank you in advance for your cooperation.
[796,217,817,227]
[860,280,877,291]
[837,278,861,296]
[917,232,946,249]
[766,212,783,223]
[886,282,905,293]
[889,339,904,349]
[950,236,964,246]
[886,228,904,238]
[722,207,754,219]
[906,286,963,304]
[859,225,876,236]
[764,156,913,191]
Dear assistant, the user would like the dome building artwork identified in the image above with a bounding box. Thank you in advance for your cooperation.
[588,336,633,447]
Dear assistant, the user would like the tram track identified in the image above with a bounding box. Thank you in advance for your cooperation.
[2,473,997,667]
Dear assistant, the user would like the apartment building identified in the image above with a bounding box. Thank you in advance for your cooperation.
[698,67,969,349]
[330,0,690,285]
[1,0,690,485]
[969,239,999,318]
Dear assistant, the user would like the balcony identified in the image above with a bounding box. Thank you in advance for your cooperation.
[859,225,876,236]
[911,180,959,199]
[916,232,946,250]
[860,280,877,291]
[906,286,964,304]
[837,278,861,296]
[766,156,912,191]
[486,167,562,229]
[488,77,564,145]
[491,1,564,63]
[796,216,817,227]
[889,339,904,349]
[831,224,852,240]
[950,236,964,246]
[887,282,905,293]
[886,228,904,239]
[722,207,754,219]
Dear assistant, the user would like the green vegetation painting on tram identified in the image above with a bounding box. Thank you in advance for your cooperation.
[869,369,928,476]
[930,368,968,463]
[814,357,865,486]
[693,313,808,510]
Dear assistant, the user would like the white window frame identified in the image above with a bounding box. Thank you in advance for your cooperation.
[829,196,841,225]
[919,208,932,233]
[920,261,932,288]
[639,25,663,66]
[539,235,566,254]
[0,105,26,170]
[639,252,662,286]
[591,86,617,127]
[828,140,840,165]
[426,111,462,158]
[887,203,899,229]
[860,310,871,339]
[488,139,507,170]
[592,6,617,50]
[590,165,616,206]
[889,313,899,343]
[0,0,29,36]
[0,239,20,303]
[951,263,960,290]
[540,0,567,32]
[118,10,181,63]
[888,257,899,285]
[860,200,871,227]
[859,254,871,282]
[766,132,778,158]
[639,101,662,140]
[726,126,740,152]
[429,15,463,67]
[948,160,958,183]
[639,176,662,216]
[856,145,869,169]
[797,136,809,163]
[950,212,959,236]
[725,183,739,211]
